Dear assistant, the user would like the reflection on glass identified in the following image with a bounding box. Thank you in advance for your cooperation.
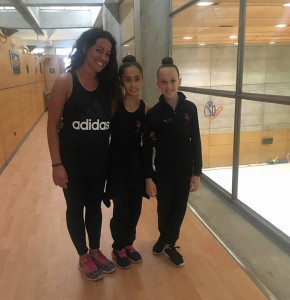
[172,1,239,88]
[243,2,290,96]
[238,100,290,237]
[185,92,234,192]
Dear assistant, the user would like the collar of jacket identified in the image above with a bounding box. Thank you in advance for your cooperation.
[159,91,186,109]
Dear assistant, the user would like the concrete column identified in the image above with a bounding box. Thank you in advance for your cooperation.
[134,0,171,105]
[102,3,122,64]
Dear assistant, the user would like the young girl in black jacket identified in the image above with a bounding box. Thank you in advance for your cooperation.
[105,55,150,269]
[144,57,202,267]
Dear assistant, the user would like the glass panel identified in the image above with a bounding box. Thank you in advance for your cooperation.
[243,2,290,96]
[121,39,135,59]
[239,100,290,237]
[185,92,235,192]
[172,1,239,89]
[120,0,134,43]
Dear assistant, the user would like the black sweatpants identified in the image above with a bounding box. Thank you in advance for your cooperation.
[110,182,143,250]
[63,173,105,256]
[156,172,190,246]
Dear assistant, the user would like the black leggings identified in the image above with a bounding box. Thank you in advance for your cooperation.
[110,183,143,250]
[156,173,190,246]
[63,174,105,256]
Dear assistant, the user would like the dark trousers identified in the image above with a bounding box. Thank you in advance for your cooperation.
[63,174,105,256]
[110,183,143,250]
[156,173,190,246]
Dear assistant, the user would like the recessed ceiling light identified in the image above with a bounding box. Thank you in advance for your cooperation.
[183,36,193,40]
[269,41,276,44]
[275,24,287,27]
[199,43,206,46]
[123,44,130,47]
[229,35,237,39]
[283,3,290,6]
[197,2,214,6]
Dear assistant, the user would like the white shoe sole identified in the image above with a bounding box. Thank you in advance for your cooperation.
[164,252,185,267]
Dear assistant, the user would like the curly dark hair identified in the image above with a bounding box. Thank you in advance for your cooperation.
[67,28,122,115]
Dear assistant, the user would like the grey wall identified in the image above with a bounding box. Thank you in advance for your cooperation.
[134,0,171,105]
[102,3,122,64]
[103,0,171,105]
[173,44,290,134]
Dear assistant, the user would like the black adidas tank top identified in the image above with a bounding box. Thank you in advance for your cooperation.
[59,72,111,177]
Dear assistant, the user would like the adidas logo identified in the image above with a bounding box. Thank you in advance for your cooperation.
[72,119,110,131]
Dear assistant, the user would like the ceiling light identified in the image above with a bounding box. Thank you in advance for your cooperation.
[123,44,130,47]
[283,3,290,6]
[234,42,238,45]
[275,24,287,27]
[183,36,193,40]
[229,35,237,39]
[269,41,276,44]
[199,43,206,46]
[197,2,214,6]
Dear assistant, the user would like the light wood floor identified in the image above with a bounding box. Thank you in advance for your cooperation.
[0,113,268,300]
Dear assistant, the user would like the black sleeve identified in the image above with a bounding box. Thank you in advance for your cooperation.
[191,104,202,176]
[142,111,155,179]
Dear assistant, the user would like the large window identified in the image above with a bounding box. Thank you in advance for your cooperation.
[243,2,290,97]
[172,1,240,89]
[171,0,290,243]
[238,100,290,237]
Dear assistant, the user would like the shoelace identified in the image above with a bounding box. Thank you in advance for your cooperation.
[94,250,110,265]
[125,245,136,253]
[167,245,181,251]
[117,248,127,258]
[81,257,97,273]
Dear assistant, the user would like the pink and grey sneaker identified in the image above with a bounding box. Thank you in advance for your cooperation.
[112,248,131,269]
[90,249,116,274]
[125,245,142,263]
[78,256,103,281]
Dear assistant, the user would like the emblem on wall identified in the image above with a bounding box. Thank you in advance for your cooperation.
[204,99,224,122]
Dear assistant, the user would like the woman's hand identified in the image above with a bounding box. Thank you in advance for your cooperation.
[190,176,200,192]
[52,165,68,189]
[146,178,157,198]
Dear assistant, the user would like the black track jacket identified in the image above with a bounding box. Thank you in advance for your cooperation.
[143,92,202,179]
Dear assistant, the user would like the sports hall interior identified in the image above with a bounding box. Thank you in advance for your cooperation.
[0,0,290,299]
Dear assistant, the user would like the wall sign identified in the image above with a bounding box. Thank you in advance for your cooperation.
[10,50,21,74]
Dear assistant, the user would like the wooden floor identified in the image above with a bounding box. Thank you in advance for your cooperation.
[0,113,268,300]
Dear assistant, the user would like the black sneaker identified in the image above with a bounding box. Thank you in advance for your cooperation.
[164,245,184,267]
[112,248,131,269]
[125,245,142,263]
[152,236,166,255]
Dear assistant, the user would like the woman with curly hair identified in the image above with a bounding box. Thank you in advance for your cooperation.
[47,28,122,281]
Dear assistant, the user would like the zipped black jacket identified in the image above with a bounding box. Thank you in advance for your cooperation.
[143,92,202,179]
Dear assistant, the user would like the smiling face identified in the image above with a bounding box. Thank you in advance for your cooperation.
[121,65,143,97]
[157,67,181,101]
[84,38,112,73]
